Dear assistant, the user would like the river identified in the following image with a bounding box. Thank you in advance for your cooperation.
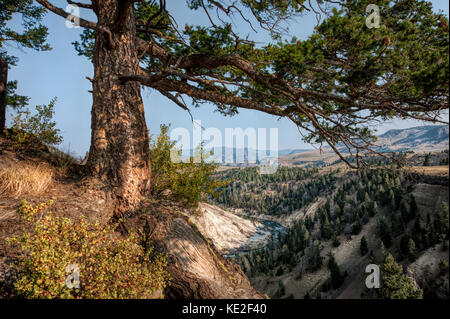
[223,219,286,258]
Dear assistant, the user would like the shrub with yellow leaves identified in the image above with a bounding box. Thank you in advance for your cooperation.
[7,200,169,299]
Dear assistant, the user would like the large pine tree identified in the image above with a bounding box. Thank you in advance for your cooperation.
[34,0,448,214]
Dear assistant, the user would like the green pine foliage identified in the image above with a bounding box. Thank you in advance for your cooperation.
[71,0,449,163]
[360,236,369,256]
[328,254,344,289]
[407,238,417,261]
[379,254,423,299]
[423,153,431,166]
[378,216,393,248]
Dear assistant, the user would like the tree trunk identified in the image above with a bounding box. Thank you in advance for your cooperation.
[87,0,151,216]
[0,58,7,134]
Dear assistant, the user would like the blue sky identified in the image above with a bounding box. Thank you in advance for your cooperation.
[4,1,449,157]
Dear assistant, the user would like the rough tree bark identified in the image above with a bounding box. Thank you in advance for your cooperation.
[0,58,7,134]
[87,0,151,216]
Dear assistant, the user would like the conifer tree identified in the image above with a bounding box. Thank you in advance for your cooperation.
[32,0,449,214]
[379,217,393,248]
[328,254,344,289]
[407,239,417,261]
[423,153,431,166]
[360,236,368,256]
[380,254,423,299]
[409,195,418,219]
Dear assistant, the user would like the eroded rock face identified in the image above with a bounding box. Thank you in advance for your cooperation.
[191,203,272,254]
[123,201,265,299]
[407,244,449,299]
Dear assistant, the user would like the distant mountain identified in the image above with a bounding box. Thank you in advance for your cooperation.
[278,149,312,156]
[179,146,311,164]
[180,125,448,166]
[278,125,449,167]
[375,125,448,151]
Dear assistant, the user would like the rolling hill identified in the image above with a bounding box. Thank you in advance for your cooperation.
[279,125,449,167]
[375,125,449,151]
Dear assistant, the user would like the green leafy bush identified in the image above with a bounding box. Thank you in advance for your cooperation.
[150,124,228,207]
[7,97,62,149]
[7,200,169,299]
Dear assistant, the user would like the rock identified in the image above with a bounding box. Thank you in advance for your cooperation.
[123,201,265,299]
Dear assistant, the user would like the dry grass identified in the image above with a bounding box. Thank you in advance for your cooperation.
[48,146,79,176]
[403,165,449,177]
[0,162,54,198]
